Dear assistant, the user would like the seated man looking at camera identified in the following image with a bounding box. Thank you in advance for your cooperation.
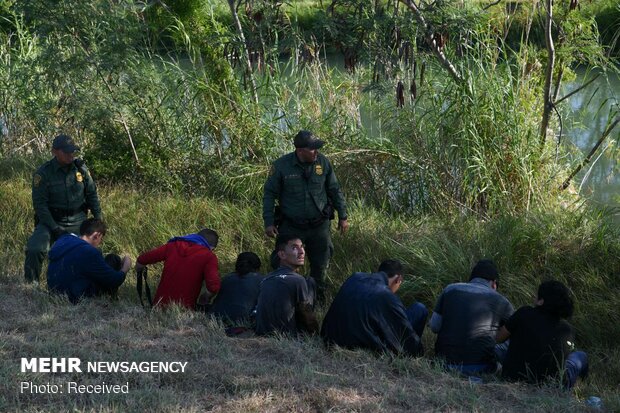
[47,218,131,304]
[136,228,221,309]
[255,234,318,336]
[321,259,427,356]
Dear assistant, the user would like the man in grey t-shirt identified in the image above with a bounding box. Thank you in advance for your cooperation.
[430,259,513,374]
[255,234,319,336]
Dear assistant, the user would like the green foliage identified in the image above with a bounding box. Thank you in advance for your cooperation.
[592,1,620,58]
[0,0,245,193]
[0,0,614,214]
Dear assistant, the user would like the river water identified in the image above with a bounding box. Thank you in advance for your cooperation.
[563,68,619,211]
[357,66,620,213]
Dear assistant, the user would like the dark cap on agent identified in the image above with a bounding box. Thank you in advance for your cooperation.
[469,259,499,281]
[52,134,80,153]
[293,130,324,150]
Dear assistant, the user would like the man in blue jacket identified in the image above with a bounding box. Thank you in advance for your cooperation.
[47,218,131,303]
[321,259,427,356]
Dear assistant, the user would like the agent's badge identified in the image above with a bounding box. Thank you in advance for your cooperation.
[76,172,83,183]
[315,165,323,176]
[33,174,42,187]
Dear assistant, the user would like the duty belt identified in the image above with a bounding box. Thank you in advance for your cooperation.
[284,215,327,230]
[50,204,87,218]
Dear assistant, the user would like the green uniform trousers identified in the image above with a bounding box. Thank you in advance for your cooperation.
[24,213,85,283]
[278,219,333,299]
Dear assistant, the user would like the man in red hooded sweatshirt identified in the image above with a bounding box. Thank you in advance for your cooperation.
[135,228,221,309]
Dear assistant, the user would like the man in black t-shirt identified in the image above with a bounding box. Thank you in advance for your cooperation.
[496,280,588,389]
[255,234,319,336]
[209,252,264,325]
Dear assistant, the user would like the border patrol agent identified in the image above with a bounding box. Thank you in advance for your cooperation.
[24,134,102,283]
[263,130,348,299]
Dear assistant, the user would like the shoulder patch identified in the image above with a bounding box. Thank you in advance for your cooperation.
[33,174,42,187]
[315,164,323,176]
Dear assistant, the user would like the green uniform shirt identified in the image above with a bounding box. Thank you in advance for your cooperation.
[32,157,102,230]
[263,152,347,228]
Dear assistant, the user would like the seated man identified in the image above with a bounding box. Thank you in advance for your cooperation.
[136,228,221,309]
[431,259,514,374]
[255,234,319,336]
[47,218,131,304]
[497,280,588,389]
[209,251,264,324]
[321,259,427,356]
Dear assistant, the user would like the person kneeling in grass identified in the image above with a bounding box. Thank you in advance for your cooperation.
[496,280,588,389]
[47,218,131,303]
[321,259,427,356]
[136,228,221,309]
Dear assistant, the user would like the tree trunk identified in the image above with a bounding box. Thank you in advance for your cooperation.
[227,0,259,105]
[539,0,554,148]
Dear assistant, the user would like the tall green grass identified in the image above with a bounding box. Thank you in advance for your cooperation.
[2,162,619,349]
[1,163,619,409]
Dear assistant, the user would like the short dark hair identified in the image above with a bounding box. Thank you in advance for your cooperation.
[378,259,403,278]
[470,259,499,281]
[104,253,122,271]
[275,233,301,252]
[537,280,574,319]
[198,228,219,248]
[79,218,107,236]
[235,252,261,276]
[269,250,280,270]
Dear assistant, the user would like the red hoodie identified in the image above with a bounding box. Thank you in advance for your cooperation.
[137,240,220,309]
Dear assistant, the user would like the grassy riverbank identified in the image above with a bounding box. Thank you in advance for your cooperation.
[1,162,619,412]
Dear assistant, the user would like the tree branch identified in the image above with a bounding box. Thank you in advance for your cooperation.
[560,114,620,190]
[482,0,503,11]
[555,73,601,105]
[399,0,463,84]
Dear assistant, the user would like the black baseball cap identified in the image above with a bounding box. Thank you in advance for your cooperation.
[293,130,324,150]
[52,134,80,153]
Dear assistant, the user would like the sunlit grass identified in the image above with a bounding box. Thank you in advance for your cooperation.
[2,165,619,410]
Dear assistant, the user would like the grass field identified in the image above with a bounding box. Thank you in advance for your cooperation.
[1,161,619,412]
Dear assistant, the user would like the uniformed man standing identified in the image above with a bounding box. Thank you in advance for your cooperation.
[263,130,348,299]
[24,134,102,283]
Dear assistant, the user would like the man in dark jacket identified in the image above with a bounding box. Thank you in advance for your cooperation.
[321,259,426,356]
[47,219,130,303]
[136,228,221,309]
[262,130,348,300]
[25,134,102,283]
[255,234,319,336]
